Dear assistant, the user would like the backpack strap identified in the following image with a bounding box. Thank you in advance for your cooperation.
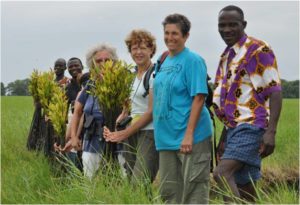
[85,79,95,95]
[154,51,169,78]
[205,74,213,108]
[142,64,155,98]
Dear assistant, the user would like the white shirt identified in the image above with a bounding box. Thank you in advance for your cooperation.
[130,70,154,130]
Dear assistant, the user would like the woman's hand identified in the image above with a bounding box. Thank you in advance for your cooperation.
[103,126,111,139]
[180,134,193,154]
[103,126,128,143]
[70,137,82,151]
[61,140,73,153]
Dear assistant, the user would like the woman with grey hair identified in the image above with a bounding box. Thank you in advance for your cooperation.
[64,43,119,179]
[85,43,118,69]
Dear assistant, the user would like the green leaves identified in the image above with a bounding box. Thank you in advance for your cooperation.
[36,70,56,115]
[90,60,135,111]
[28,70,40,102]
[48,87,68,138]
[28,69,68,138]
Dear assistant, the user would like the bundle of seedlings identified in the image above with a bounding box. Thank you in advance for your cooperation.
[27,70,42,150]
[89,60,134,160]
[48,84,70,174]
[36,70,58,157]
[48,84,68,148]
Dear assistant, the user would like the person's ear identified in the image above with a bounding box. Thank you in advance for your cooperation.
[242,21,247,29]
[184,32,190,41]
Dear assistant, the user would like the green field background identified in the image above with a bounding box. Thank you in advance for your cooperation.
[1,96,299,203]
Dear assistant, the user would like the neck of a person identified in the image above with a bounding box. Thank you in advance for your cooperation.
[169,46,185,57]
[137,61,152,79]
[55,74,64,82]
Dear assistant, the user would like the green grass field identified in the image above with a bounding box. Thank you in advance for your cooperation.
[1,96,299,203]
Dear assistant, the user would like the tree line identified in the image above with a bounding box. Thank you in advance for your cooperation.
[1,78,299,98]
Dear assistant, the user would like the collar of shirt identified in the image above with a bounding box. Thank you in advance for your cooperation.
[220,34,248,58]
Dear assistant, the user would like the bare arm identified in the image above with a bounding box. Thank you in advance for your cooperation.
[104,89,153,142]
[70,100,83,150]
[75,114,84,140]
[259,91,282,158]
[180,94,206,153]
[65,121,71,140]
[125,89,153,135]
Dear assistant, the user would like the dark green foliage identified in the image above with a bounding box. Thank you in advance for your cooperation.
[3,77,299,98]
[1,82,5,96]
[6,78,30,96]
[281,79,299,98]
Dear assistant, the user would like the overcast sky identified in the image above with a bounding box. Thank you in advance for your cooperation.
[1,1,299,85]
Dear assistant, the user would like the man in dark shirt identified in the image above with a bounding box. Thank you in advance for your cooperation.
[65,57,83,112]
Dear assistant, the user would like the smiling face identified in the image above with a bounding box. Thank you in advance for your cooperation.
[130,42,152,67]
[218,10,246,47]
[67,59,82,78]
[164,24,189,56]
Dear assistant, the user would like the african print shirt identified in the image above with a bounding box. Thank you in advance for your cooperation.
[213,34,281,129]
[56,76,69,88]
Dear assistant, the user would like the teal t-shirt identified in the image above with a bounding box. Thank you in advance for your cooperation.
[153,47,213,151]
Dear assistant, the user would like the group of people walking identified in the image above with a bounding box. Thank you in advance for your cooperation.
[28,5,282,204]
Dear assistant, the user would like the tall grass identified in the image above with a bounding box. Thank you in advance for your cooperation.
[1,96,160,203]
[210,178,299,204]
[1,97,299,203]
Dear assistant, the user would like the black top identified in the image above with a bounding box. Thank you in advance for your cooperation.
[65,79,81,113]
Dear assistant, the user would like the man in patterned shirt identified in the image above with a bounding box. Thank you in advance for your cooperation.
[212,5,282,202]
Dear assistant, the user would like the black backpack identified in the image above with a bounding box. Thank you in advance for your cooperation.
[154,51,217,172]
[134,65,155,98]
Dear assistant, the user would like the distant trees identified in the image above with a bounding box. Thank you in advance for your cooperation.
[4,79,30,96]
[1,78,299,98]
[281,79,299,98]
[1,82,5,96]
[208,79,299,99]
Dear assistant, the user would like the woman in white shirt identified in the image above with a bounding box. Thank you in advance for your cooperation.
[104,29,159,184]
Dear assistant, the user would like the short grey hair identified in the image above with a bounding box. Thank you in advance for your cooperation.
[85,43,118,69]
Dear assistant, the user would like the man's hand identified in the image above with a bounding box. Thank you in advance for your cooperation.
[180,134,193,154]
[259,130,275,158]
[53,142,62,152]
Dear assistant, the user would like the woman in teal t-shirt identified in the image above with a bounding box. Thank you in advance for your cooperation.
[153,13,213,204]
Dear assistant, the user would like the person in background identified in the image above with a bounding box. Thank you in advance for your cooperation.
[64,43,119,179]
[104,29,159,187]
[212,5,282,203]
[53,58,68,86]
[152,13,213,204]
[54,57,84,171]
[44,58,69,157]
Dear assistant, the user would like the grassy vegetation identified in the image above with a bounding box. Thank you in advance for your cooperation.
[1,96,299,203]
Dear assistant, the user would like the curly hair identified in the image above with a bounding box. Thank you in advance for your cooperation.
[125,29,156,58]
[162,13,191,37]
[85,43,118,69]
